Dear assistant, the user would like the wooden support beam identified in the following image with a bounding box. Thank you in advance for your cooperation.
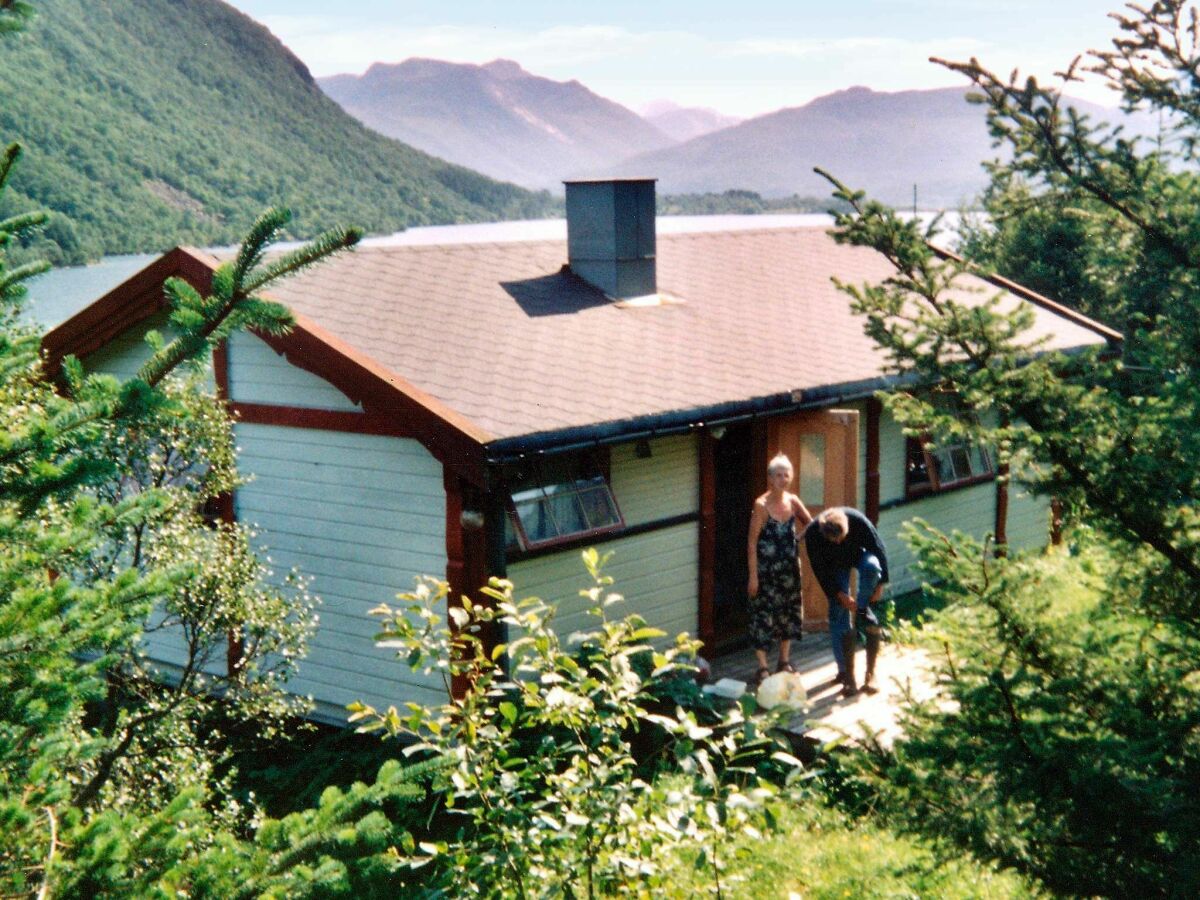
[866,397,882,524]
[698,429,717,653]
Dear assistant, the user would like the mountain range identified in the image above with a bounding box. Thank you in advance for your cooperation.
[3,0,1162,267]
[318,58,1159,209]
[610,86,1160,207]
[319,58,677,191]
[0,0,554,264]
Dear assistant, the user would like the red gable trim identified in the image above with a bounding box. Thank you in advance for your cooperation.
[931,245,1124,345]
[42,246,219,373]
[40,246,491,486]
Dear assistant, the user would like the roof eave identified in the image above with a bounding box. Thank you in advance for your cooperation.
[481,339,1109,460]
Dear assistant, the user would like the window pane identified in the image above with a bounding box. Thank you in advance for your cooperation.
[906,439,931,491]
[933,449,956,485]
[970,445,993,475]
[544,487,587,536]
[514,499,556,544]
[512,485,546,505]
[798,434,826,507]
[505,453,624,549]
[577,487,620,529]
[949,446,973,480]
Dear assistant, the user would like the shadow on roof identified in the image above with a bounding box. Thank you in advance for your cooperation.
[502,267,611,318]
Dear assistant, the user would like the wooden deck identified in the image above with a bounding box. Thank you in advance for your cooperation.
[708,633,936,748]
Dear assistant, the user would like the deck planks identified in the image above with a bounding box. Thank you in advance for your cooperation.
[709,635,937,747]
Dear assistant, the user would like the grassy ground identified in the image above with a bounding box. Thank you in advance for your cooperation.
[663,796,1041,898]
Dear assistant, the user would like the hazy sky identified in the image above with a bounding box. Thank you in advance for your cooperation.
[225,1,1127,117]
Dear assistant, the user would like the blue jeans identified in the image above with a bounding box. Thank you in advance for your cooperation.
[828,552,882,678]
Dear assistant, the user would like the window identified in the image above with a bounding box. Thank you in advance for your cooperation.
[904,393,995,496]
[905,436,994,495]
[505,451,624,551]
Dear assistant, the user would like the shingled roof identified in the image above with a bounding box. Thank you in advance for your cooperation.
[257,226,1116,449]
[43,223,1119,460]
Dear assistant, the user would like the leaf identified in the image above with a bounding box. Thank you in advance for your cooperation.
[771,751,804,769]
[629,627,666,641]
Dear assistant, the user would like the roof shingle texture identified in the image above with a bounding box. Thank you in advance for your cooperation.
[265,227,1107,442]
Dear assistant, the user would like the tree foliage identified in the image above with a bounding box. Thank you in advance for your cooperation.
[333,550,800,898]
[0,0,555,265]
[0,7,363,890]
[817,2,1200,894]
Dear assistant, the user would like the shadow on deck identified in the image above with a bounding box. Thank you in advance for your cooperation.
[708,633,936,748]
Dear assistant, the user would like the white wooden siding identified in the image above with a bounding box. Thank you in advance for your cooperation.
[83,312,215,391]
[1006,480,1051,553]
[877,480,996,596]
[88,314,217,671]
[234,423,447,723]
[86,318,161,380]
[847,399,869,506]
[877,407,909,506]
[226,331,360,411]
[508,523,699,644]
[504,436,700,648]
[610,434,699,526]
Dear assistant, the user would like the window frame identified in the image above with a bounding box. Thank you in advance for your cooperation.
[504,449,626,552]
[905,433,996,498]
[902,390,997,498]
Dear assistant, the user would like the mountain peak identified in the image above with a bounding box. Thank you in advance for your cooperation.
[482,59,527,79]
[317,56,676,191]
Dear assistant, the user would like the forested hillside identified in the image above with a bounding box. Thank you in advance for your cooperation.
[0,0,555,263]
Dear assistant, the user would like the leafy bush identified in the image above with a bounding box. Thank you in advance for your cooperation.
[334,549,804,898]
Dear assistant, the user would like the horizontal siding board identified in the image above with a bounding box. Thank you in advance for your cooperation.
[297,678,446,720]
[84,313,213,391]
[242,529,444,572]
[877,409,909,506]
[610,434,699,526]
[1006,483,1050,552]
[235,502,443,548]
[84,311,169,380]
[878,480,996,596]
[230,423,447,722]
[227,332,360,411]
[255,558,447,604]
[139,620,227,678]
[509,523,698,643]
[237,437,443,479]
[255,550,443,599]
[236,479,445,519]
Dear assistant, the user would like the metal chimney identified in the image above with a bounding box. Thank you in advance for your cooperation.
[564,178,656,300]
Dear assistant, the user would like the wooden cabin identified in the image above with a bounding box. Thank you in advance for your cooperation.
[43,179,1119,724]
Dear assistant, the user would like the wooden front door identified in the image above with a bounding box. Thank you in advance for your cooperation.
[768,409,859,630]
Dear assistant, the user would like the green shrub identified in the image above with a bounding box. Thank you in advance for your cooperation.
[335,549,804,898]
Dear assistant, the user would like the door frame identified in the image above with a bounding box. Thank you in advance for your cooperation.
[699,405,876,652]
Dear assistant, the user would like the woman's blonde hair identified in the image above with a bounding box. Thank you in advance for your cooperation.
[767,453,793,477]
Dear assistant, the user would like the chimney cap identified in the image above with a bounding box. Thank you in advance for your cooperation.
[563,176,658,185]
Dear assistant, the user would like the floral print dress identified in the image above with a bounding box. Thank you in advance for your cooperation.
[750,514,804,651]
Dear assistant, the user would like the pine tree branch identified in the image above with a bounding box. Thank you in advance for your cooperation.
[931,55,1199,271]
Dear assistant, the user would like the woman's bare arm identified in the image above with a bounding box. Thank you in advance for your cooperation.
[747,498,767,597]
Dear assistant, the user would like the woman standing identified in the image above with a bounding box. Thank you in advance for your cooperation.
[747,453,812,684]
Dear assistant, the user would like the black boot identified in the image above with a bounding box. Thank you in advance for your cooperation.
[862,630,881,694]
[840,633,858,697]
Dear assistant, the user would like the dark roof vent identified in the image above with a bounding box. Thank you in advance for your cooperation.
[564,178,656,300]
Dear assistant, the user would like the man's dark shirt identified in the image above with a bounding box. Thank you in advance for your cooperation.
[803,507,889,604]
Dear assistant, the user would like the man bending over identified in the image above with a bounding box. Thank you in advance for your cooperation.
[803,507,889,697]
